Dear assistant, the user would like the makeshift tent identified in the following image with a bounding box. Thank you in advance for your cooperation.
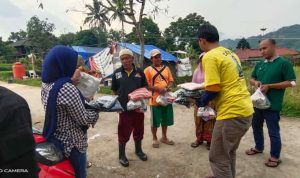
[72,46,103,66]
[92,43,179,78]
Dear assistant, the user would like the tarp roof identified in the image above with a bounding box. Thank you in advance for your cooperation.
[72,46,103,60]
[117,43,177,62]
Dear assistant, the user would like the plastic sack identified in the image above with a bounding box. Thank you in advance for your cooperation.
[174,96,191,108]
[127,100,147,112]
[197,107,216,121]
[173,88,204,99]
[128,88,151,101]
[156,93,175,106]
[177,82,205,91]
[251,88,271,109]
[86,95,123,112]
[77,72,101,100]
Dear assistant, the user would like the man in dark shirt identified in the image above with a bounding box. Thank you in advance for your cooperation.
[0,86,39,178]
[111,48,148,167]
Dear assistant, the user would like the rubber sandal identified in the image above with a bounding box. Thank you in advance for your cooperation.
[152,140,159,148]
[87,161,93,168]
[245,148,263,155]
[265,158,282,168]
[191,140,203,148]
[159,138,175,145]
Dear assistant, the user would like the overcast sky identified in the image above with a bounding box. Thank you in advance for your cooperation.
[0,0,299,41]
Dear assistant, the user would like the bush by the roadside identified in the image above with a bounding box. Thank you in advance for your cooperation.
[0,71,13,80]
[0,63,13,71]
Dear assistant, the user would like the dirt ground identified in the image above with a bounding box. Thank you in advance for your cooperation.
[1,81,300,178]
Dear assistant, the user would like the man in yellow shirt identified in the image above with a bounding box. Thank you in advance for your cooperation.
[196,24,254,178]
[144,49,175,148]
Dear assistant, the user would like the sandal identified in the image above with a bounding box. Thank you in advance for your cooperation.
[206,142,211,150]
[152,140,159,148]
[87,161,93,168]
[265,158,282,168]
[191,140,203,148]
[245,148,263,155]
[159,138,175,145]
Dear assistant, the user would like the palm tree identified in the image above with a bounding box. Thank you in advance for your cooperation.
[109,0,131,41]
[84,0,111,29]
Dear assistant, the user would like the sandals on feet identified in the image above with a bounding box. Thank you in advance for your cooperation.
[159,138,175,145]
[265,158,282,168]
[152,140,159,148]
[87,161,93,168]
[191,140,203,148]
[245,148,263,155]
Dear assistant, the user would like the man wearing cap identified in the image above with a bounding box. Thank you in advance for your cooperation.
[111,48,148,167]
[144,49,175,148]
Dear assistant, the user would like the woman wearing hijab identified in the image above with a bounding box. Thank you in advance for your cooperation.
[190,53,215,150]
[41,45,99,178]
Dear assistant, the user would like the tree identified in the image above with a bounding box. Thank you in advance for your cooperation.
[74,30,98,46]
[108,29,123,43]
[164,13,209,52]
[90,0,166,67]
[125,17,161,46]
[236,38,251,49]
[0,37,16,61]
[8,30,27,42]
[26,16,58,56]
[84,0,110,29]
[58,33,77,45]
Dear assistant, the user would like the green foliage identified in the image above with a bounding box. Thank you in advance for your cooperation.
[13,79,42,87]
[236,38,251,49]
[0,64,12,71]
[126,17,161,46]
[0,71,13,81]
[84,0,110,29]
[74,30,98,46]
[0,38,16,61]
[26,16,58,56]
[164,13,209,51]
[8,30,27,42]
[98,86,113,94]
[222,24,300,51]
[173,75,192,87]
[58,33,77,45]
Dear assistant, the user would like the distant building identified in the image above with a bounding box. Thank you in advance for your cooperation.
[236,48,300,63]
[12,39,33,58]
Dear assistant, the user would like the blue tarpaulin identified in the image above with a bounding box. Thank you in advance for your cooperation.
[72,46,103,66]
[117,43,177,62]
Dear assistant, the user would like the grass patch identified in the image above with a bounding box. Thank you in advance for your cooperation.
[99,86,113,95]
[13,79,42,87]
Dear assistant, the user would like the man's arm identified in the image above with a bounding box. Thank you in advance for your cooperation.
[261,81,295,93]
[196,84,220,107]
[250,78,262,88]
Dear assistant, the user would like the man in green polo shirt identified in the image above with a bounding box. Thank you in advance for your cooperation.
[245,39,296,167]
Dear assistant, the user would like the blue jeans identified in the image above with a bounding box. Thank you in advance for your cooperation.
[69,148,87,178]
[252,108,281,158]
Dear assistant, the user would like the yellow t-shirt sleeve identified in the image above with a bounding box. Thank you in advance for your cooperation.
[203,55,220,87]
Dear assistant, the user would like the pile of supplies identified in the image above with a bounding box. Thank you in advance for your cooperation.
[127,88,151,112]
[86,95,123,112]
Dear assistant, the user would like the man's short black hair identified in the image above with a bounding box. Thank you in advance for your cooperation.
[267,38,276,45]
[197,24,219,43]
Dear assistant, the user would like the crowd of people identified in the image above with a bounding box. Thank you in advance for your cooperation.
[0,24,296,178]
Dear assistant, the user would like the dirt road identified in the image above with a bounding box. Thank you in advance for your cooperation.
[1,81,300,178]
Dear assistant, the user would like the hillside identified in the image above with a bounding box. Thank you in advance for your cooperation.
[221,24,300,51]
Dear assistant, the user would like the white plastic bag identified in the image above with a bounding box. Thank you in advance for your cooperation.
[156,93,175,106]
[197,107,216,121]
[251,88,271,109]
[77,72,101,100]
[126,100,147,112]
